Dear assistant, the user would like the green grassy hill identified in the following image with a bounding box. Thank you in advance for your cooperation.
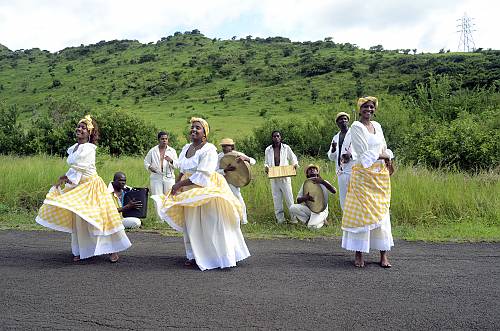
[1,31,499,140]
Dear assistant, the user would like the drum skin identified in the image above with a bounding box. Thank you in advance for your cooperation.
[220,152,252,187]
[303,179,326,213]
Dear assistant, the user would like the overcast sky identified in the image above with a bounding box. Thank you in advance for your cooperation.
[0,0,497,53]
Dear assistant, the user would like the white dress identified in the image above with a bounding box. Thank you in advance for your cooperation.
[341,121,394,253]
[36,143,131,259]
[153,143,250,271]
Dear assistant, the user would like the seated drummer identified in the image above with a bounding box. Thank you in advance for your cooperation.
[217,138,256,224]
[108,172,143,229]
[289,164,336,229]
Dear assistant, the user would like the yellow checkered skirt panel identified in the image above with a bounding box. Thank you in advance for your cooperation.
[36,175,124,235]
[341,162,391,230]
[152,172,243,232]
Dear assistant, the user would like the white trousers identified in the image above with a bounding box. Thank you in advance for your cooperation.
[228,183,248,224]
[71,215,132,259]
[337,172,351,210]
[123,217,141,229]
[289,204,328,229]
[341,212,394,253]
[150,174,175,195]
[270,178,295,223]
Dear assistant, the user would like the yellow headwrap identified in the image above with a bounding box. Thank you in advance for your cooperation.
[190,117,209,137]
[78,115,94,133]
[357,96,379,110]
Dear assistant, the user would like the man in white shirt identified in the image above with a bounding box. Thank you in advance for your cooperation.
[327,112,352,210]
[108,172,142,229]
[289,164,336,229]
[144,131,179,195]
[264,131,299,224]
[217,138,256,225]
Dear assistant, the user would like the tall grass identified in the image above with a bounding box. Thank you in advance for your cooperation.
[0,155,498,241]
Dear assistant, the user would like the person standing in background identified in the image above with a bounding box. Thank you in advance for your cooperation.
[144,131,178,195]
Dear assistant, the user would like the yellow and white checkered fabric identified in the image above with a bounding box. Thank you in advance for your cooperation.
[37,175,124,235]
[342,163,391,229]
[155,172,243,232]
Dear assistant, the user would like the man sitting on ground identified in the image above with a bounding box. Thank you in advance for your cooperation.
[108,172,142,229]
[289,164,336,229]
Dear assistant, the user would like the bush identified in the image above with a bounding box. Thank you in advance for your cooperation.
[2,98,177,157]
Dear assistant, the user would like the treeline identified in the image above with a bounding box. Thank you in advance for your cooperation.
[239,75,500,172]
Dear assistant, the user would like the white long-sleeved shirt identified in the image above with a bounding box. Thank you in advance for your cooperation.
[327,130,353,175]
[178,143,218,187]
[65,143,97,186]
[350,121,393,169]
[264,143,298,169]
[144,145,179,178]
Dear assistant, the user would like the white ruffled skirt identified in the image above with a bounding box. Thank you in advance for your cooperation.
[341,212,394,253]
[183,200,250,271]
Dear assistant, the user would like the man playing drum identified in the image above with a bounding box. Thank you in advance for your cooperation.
[217,138,256,224]
[289,164,336,229]
[108,172,142,229]
[264,130,299,224]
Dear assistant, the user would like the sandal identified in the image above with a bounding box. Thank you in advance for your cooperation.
[72,255,80,262]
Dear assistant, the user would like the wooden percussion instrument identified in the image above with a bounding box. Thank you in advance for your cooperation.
[219,152,252,187]
[267,165,297,179]
[122,187,149,218]
[303,179,326,213]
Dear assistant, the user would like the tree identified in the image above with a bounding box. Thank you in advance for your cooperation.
[310,89,319,104]
[369,45,384,52]
[218,88,229,101]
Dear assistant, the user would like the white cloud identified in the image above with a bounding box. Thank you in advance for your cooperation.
[0,0,496,52]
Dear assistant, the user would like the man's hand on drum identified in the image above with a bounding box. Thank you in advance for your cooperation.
[124,198,142,211]
[55,175,72,188]
[304,192,315,202]
[235,155,250,163]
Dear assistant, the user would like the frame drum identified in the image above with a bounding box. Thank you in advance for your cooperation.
[303,179,326,213]
[219,152,252,187]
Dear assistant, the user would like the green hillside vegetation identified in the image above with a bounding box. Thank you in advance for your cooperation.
[1,31,499,170]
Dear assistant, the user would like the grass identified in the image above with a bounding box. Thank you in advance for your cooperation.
[0,155,498,242]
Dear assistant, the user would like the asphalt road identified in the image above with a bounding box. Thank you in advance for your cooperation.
[0,230,498,330]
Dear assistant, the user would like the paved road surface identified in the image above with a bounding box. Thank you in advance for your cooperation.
[0,230,498,330]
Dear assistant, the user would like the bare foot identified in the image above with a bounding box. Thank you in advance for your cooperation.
[380,251,392,268]
[110,253,119,263]
[72,255,80,262]
[184,259,196,267]
[354,251,364,268]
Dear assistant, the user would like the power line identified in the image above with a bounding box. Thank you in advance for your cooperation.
[456,13,476,52]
